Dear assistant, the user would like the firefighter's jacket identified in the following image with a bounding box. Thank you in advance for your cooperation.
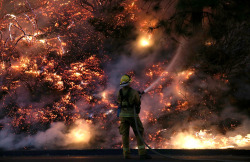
[117,86,140,117]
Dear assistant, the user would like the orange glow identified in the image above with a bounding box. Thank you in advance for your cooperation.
[66,120,92,148]
[138,36,152,47]
[171,130,250,149]
[140,38,150,47]
[0,0,249,151]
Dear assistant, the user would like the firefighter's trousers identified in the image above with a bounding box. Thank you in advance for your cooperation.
[119,117,146,156]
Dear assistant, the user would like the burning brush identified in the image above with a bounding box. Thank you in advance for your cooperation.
[0,0,249,151]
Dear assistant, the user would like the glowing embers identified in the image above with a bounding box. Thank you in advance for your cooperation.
[39,39,46,44]
[204,39,216,46]
[66,56,104,83]
[44,73,64,90]
[0,62,5,70]
[174,70,194,97]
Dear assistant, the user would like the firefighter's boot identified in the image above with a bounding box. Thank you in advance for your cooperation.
[123,148,131,159]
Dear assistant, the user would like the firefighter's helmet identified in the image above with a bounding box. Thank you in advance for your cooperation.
[120,74,131,87]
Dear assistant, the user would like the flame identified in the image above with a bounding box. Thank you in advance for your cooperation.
[138,36,152,47]
[0,0,249,151]
[140,38,150,47]
[1,62,5,70]
[102,91,107,99]
[66,120,92,148]
[68,127,90,143]
[171,130,250,149]
[39,39,46,43]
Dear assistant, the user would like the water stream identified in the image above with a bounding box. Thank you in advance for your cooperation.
[144,38,186,93]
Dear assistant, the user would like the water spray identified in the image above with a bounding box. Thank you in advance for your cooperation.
[144,38,186,93]
[135,90,177,159]
[132,38,187,158]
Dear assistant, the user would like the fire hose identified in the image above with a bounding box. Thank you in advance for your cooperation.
[133,91,172,158]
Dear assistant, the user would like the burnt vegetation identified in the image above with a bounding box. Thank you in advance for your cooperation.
[0,0,249,149]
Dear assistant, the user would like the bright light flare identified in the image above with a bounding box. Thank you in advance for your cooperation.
[139,37,151,47]
[102,92,107,99]
[1,62,5,70]
[140,39,149,47]
[171,130,250,149]
[178,70,194,79]
[137,34,153,48]
[70,129,89,143]
[24,36,34,42]
[39,39,46,43]
[66,120,92,145]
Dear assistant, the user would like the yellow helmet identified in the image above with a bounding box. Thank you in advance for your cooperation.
[120,74,131,87]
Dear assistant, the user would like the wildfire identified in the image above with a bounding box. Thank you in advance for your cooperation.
[66,120,92,145]
[140,38,150,47]
[0,0,249,151]
[171,130,250,149]
[138,35,152,47]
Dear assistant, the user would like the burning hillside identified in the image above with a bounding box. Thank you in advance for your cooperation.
[0,0,250,150]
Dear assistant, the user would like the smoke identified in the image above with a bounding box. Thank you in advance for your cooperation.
[144,37,187,93]
[138,69,250,149]
[127,32,250,149]
[0,119,94,150]
[169,110,250,149]
[0,0,249,150]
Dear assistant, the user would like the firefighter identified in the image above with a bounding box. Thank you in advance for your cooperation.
[117,74,152,159]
